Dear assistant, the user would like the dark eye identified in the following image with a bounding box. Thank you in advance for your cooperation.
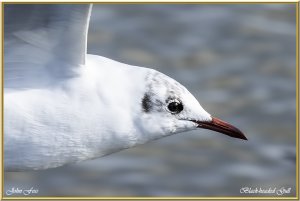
[167,101,183,114]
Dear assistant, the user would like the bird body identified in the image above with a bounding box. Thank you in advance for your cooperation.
[5,55,147,170]
[5,54,211,171]
[4,4,246,171]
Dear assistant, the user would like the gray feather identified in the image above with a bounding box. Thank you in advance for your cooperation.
[4,4,92,88]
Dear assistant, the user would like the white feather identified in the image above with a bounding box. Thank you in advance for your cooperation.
[4,5,212,171]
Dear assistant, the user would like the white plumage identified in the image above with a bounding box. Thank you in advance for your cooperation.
[4,4,246,171]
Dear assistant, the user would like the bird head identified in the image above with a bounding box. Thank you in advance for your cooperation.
[137,69,247,142]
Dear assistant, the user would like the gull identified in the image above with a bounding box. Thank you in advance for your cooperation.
[4,4,247,171]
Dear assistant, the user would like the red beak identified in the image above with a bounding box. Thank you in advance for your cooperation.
[193,117,247,140]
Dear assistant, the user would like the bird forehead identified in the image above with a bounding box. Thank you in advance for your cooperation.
[145,71,185,96]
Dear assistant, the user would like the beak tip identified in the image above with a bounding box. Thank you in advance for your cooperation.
[232,127,248,141]
[239,134,248,141]
[226,130,248,141]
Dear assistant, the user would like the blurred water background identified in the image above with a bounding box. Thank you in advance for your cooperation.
[4,4,297,196]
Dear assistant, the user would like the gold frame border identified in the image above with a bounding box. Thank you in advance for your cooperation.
[0,1,299,3]
[0,1,298,200]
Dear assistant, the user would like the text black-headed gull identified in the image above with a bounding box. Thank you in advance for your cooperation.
[4,4,247,171]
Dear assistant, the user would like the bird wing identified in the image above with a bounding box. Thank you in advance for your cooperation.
[4,4,92,89]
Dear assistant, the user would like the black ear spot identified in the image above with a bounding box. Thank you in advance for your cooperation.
[142,93,152,113]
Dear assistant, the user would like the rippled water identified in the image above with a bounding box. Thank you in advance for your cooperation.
[4,4,297,197]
